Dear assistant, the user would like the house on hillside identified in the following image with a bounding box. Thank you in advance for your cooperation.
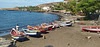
[64,0,68,3]
[42,7,50,11]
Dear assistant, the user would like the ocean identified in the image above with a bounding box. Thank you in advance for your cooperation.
[0,10,59,36]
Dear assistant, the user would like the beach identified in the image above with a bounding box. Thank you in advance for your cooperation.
[2,22,100,47]
[1,12,100,47]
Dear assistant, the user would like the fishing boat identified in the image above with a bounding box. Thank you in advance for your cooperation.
[41,23,56,31]
[10,28,26,41]
[51,22,60,28]
[23,29,41,36]
[27,25,47,33]
[82,27,100,32]
[27,25,34,30]
[59,23,72,27]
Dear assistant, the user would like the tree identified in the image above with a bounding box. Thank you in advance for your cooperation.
[77,0,100,15]
[77,0,100,20]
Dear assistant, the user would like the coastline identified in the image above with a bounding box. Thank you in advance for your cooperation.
[1,11,64,39]
[1,11,100,47]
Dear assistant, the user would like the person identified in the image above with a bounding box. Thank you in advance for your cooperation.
[16,24,19,31]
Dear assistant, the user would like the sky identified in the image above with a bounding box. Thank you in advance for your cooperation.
[0,0,63,8]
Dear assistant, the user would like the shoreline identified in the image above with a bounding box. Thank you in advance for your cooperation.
[1,11,100,47]
[1,11,65,39]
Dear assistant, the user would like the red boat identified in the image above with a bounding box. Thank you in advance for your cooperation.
[10,28,26,40]
[27,25,34,30]
[27,25,47,33]
[82,27,100,32]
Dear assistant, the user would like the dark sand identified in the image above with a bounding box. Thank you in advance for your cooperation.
[1,12,100,47]
[16,23,100,47]
[2,23,100,47]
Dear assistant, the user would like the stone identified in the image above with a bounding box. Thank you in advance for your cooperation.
[85,36,91,39]
[0,37,12,47]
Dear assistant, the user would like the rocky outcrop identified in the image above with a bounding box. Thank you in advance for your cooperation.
[0,37,12,47]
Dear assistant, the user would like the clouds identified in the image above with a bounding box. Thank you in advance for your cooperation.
[0,0,63,8]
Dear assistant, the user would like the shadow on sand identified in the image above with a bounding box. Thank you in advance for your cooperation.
[45,45,53,47]
[28,35,43,38]
[42,32,49,34]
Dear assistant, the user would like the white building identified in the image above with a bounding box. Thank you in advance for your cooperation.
[42,7,50,10]
[64,0,68,3]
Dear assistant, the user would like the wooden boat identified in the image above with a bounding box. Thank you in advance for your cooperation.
[41,23,54,31]
[27,25,34,30]
[59,23,72,27]
[23,29,41,36]
[51,22,60,28]
[27,25,47,33]
[10,29,26,40]
[82,27,100,32]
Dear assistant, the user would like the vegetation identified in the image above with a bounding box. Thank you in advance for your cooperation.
[50,0,100,20]
[18,0,100,20]
[50,1,77,13]
[18,6,41,11]
[77,0,100,20]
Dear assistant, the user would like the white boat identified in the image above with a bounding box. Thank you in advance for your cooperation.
[23,29,41,36]
[59,23,72,27]
[82,27,100,32]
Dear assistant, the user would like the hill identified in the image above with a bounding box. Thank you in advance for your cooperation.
[37,2,61,7]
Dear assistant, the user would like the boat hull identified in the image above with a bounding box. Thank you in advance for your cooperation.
[10,30,26,41]
[11,35,26,41]
[82,27,100,32]
[59,23,72,27]
[23,29,41,36]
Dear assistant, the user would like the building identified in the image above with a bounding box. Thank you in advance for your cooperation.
[64,0,68,3]
[42,7,50,10]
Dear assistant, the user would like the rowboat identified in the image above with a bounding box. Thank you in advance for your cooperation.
[27,25,34,30]
[22,29,41,36]
[59,23,72,27]
[51,22,60,28]
[82,27,100,32]
[10,29,26,41]
[27,25,47,33]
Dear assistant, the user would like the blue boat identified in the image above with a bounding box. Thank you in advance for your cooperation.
[22,29,41,36]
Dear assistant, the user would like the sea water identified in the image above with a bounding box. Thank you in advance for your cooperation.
[0,10,59,36]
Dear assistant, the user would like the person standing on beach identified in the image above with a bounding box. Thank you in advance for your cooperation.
[16,24,19,31]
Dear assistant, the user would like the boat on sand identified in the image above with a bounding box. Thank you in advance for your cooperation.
[82,27,100,32]
[23,29,41,36]
[10,28,26,41]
